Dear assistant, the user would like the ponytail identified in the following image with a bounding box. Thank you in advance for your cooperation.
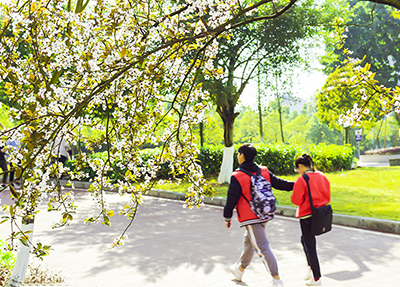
[295,154,315,171]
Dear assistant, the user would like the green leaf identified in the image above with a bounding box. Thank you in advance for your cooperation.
[19,237,29,247]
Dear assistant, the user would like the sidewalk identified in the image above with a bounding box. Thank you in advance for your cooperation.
[1,189,400,287]
[69,181,400,234]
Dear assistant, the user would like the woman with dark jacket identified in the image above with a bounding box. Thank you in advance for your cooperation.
[291,154,330,286]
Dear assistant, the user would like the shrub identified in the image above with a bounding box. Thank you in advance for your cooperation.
[0,239,16,269]
[198,144,301,175]
[309,143,354,172]
[254,144,302,174]
[66,143,354,181]
[197,145,224,175]
[199,143,353,174]
[66,148,172,182]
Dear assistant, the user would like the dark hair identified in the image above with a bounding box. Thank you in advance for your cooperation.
[238,143,257,162]
[295,154,315,171]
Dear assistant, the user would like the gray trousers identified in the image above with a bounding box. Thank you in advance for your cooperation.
[239,223,279,277]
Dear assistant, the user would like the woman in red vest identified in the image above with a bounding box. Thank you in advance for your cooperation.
[292,154,330,286]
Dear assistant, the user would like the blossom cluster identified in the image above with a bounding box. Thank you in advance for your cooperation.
[319,55,399,129]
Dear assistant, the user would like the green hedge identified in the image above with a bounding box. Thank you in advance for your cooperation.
[309,143,354,172]
[65,148,170,182]
[66,143,354,181]
[198,144,300,175]
[197,145,224,175]
[254,144,300,175]
[198,143,353,175]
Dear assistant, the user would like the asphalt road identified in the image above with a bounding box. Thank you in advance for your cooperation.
[1,189,400,287]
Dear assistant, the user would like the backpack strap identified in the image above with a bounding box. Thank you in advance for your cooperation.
[236,167,260,205]
[238,167,260,177]
[302,173,315,214]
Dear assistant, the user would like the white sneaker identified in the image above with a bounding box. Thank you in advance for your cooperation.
[305,277,321,286]
[304,268,313,280]
[271,278,284,287]
[229,263,244,281]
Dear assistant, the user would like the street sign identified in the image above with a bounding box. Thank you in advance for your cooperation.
[355,129,362,142]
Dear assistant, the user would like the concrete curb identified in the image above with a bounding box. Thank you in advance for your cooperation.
[64,180,400,235]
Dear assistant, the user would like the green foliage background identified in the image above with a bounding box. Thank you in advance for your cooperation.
[66,143,354,182]
[197,102,399,155]
[0,239,16,269]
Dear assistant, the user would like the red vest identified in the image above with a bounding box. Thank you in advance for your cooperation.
[232,166,271,223]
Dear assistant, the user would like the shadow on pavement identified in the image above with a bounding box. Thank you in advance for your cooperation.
[2,188,400,286]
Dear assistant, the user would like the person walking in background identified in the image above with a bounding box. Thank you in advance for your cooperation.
[0,145,8,187]
[0,122,7,187]
[224,143,294,287]
[6,138,21,188]
[53,137,70,165]
[291,154,331,286]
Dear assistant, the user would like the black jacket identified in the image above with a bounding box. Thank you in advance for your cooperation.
[0,146,5,161]
[223,161,294,219]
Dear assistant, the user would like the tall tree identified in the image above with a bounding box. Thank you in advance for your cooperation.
[264,63,298,144]
[202,0,321,183]
[322,1,400,88]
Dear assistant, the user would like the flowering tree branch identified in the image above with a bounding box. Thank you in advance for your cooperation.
[0,0,302,259]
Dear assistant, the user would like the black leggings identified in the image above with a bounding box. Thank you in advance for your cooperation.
[300,217,321,279]
[0,159,8,184]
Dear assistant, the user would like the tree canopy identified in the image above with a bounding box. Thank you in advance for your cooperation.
[322,1,400,88]
[202,0,321,147]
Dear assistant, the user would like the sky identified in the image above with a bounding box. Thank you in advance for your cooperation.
[239,66,328,110]
[238,40,328,110]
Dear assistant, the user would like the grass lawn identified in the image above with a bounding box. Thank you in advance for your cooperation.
[153,166,400,222]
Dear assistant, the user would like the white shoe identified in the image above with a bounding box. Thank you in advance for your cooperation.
[229,263,244,281]
[305,277,321,286]
[272,278,283,287]
[304,268,313,280]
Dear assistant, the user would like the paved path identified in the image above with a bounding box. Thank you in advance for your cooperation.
[1,189,400,287]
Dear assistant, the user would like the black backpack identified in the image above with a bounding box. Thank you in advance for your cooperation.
[238,167,276,221]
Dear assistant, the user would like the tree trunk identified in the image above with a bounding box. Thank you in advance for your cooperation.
[217,106,238,148]
[216,104,239,184]
[277,97,285,143]
[217,146,235,184]
[199,122,204,147]
[318,123,322,144]
[344,127,350,145]
[374,120,385,149]
[258,101,264,143]
[384,116,387,148]
[7,216,35,287]
[395,113,400,146]
[257,62,263,143]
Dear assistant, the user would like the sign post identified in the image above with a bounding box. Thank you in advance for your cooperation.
[355,129,362,159]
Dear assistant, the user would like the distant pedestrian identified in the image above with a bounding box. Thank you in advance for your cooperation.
[53,137,70,165]
[0,145,8,187]
[224,143,294,287]
[291,154,331,286]
[6,139,21,188]
[0,122,6,187]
